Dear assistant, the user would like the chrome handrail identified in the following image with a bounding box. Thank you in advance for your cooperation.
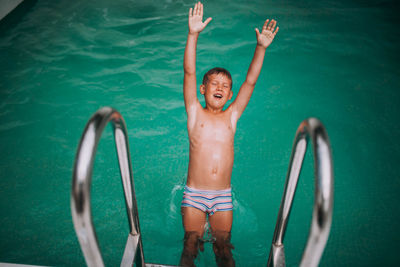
[267,118,334,267]
[71,107,145,267]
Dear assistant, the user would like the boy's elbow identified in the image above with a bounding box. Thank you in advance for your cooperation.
[184,67,195,75]
[245,79,257,87]
[183,64,195,74]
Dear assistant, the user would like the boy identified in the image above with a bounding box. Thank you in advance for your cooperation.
[180,2,278,266]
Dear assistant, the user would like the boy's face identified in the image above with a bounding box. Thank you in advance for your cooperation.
[200,73,233,110]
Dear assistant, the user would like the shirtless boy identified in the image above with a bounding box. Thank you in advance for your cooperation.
[180,2,278,266]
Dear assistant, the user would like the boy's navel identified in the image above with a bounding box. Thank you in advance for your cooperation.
[211,154,219,174]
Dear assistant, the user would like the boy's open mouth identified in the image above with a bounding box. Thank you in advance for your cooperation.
[213,93,223,99]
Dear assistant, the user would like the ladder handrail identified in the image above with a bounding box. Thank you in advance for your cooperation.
[267,118,334,267]
[71,107,145,267]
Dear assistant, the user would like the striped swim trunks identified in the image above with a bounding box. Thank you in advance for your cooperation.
[181,185,233,216]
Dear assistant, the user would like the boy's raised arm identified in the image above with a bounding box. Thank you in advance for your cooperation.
[184,2,212,112]
[231,19,279,119]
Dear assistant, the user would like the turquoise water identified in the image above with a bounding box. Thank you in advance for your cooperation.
[1,0,399,266]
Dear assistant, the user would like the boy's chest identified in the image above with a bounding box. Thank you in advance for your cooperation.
[190,114,234,143]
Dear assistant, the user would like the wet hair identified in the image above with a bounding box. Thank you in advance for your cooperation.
[202,67,232,89]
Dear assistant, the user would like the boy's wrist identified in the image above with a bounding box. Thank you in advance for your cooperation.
[256,43,267,50]
[188,31,200,37]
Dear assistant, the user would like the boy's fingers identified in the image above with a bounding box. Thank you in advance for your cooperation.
[194,2,198,15]
[204,17,212,26]
[189,8,193,17]
[196,2,200,15]
[267,19,273,30]
[272,20,277,30]
[273,26,279,35]
[263,19,269,29]
[200,2,203,16]
[255,28,260,37]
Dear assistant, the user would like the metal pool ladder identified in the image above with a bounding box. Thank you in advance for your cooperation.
[267,118,334,267]
[71,107,177,267]
[71,107,333,266]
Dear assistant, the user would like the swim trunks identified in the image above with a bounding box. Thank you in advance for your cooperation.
[181,185,233,216]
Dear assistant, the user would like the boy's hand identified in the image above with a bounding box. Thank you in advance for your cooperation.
[188,2,212,34]
[255,19,279,48]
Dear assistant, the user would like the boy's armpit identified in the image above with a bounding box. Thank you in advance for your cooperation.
[226,105,239,132]
[229,81,255,120]
[186,100,200,130]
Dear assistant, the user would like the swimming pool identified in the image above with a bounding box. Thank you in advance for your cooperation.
[0,0,399,266]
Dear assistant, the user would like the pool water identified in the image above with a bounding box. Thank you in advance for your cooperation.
[1,0,399,266]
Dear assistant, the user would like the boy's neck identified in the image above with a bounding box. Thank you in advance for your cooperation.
[204,105,224,114]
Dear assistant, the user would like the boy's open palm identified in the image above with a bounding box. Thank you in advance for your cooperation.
[255,19,279,48]
[189,2,212,34]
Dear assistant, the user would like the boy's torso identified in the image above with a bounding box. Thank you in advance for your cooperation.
[186,104,237,190]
